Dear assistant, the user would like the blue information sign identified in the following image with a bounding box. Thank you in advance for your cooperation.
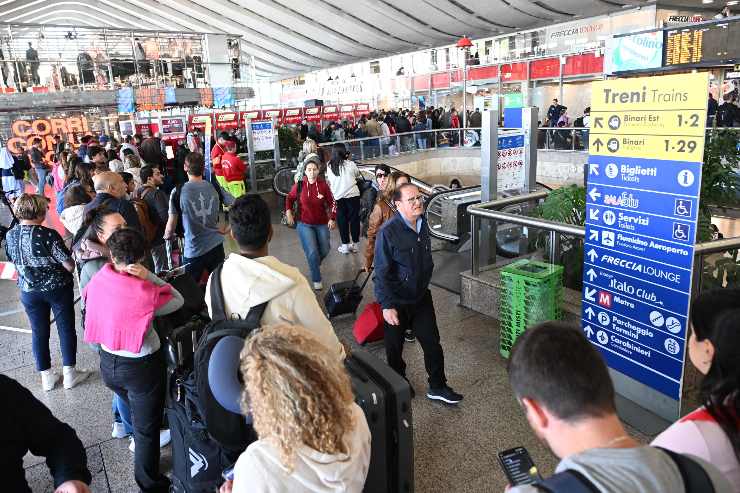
[583,73,708,402]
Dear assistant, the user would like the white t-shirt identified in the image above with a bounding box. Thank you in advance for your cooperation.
[325,160,360,200]
[652,407,740,490]
[232,403,371,493]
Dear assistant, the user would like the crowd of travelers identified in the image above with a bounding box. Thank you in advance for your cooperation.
[0,122,738,493]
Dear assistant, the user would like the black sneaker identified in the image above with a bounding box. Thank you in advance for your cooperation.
[426,386,463,404]
[404,329,416,343]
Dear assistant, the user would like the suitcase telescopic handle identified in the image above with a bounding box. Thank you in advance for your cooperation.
[355,268,373,292]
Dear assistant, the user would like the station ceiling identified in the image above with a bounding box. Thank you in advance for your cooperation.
[0,0,650,79]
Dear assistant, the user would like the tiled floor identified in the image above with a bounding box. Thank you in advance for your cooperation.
[3,194,651,492]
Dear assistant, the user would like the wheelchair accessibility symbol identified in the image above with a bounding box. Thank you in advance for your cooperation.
[674,199,692,218]
[672,222,690,242]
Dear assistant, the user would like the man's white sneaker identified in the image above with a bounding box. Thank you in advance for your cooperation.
[337,244,350,254]
[129,429,172,452]
[313,281,323,290]
[112,422,129,439]
[62,366,91,389]
[349,243,358,253]
[41,370,60,392]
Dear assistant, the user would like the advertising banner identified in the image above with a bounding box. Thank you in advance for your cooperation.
[322,105,339,120]
[606,31,664,73]
[583,73,708,404]
[215,112,239,130]
[354,103,370,117]
[304,106,322,123]
[241,110,261,125]
[282,108,303,125]
[339,104,355,120]
[160,117,186,137]
[188,114,212,131]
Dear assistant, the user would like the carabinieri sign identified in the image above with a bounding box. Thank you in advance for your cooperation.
[582,73,708,419]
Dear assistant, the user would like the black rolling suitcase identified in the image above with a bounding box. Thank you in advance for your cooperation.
[325,269,372,317]
[345,348,414,493]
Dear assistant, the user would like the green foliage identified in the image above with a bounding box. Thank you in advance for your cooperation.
[697,129,740,242]
[278,126,302,161]
[533,185,586,289]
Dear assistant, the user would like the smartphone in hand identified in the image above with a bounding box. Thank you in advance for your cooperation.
[498,447,541,486]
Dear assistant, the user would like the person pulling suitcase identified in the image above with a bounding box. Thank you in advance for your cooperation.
[373,183,463,404]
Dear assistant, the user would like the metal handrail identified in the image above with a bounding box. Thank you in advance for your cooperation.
[468,190,740,279]
[317,127,485,147]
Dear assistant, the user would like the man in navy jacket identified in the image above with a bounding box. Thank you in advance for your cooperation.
[373,183,463,404]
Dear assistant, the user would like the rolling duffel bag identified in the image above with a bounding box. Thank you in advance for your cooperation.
[353,302,384,345]
[345,348,414,493]
[324,269,372,318]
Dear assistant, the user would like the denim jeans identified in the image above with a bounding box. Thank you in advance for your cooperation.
[100,349,169,493]
[416,137,427,149]
[297,222,330,283]
[112,393,134,435]
[20,285,77,371]
[183,243,225,287]
[35,167,47,196]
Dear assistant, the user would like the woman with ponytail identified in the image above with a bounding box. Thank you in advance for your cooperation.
[652,288,740,488]
[324,143,362,254]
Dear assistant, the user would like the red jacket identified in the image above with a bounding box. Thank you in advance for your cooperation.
[285,177,336,225]
[211,143,225,176]
[221,152,247,182]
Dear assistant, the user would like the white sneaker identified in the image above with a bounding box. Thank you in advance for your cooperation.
[112,422,129,439]
[160,429,171,447]
[349,243,358,253]
[129,429,172,452]
[337,244,350,254]
[313,281,323,290]
[41,370,60,392]
[62,366,91,389]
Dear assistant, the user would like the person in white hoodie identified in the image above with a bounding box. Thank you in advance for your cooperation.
[324,143,362,255]
[205,194,344,360]
[221,324,370,493]
[59,184,93,237]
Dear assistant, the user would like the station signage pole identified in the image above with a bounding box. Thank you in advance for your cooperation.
[583,72,708,428]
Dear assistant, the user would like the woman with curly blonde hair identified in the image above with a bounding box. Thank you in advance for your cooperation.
[229,325,371,493]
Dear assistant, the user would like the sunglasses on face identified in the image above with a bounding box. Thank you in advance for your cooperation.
[376,173,387,178]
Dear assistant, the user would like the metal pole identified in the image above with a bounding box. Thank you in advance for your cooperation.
[480,109,499,265]
[549,230,560,264]
[471,214,479,276]
[522,106,539,192]
[359,140,365,161]
[246,118,257,192]
[462,48,467,129]
[272,115,280,170]
[131,32,140,85]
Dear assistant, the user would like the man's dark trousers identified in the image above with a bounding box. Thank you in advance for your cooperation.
[384,289,446,389]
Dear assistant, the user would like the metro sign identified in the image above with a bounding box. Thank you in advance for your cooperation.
[598,290,612,308]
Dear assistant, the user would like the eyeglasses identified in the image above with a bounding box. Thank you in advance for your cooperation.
[404,195,424,204]
[376,173,386,178]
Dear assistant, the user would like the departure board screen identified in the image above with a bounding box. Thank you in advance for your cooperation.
[665,22,740,66]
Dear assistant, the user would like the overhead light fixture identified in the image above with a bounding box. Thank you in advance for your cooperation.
[702,0,713,3]
[728,1,738,5]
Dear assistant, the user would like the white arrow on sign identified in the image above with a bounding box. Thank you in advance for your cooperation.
[589,208,600,221]
[589,187,601,202]
[587,249,598,262]
[586,268,597,282]
[585,288,596,302]
[584,325,594,338]
[589,230,599,241]
[585,306,595,319]
[589,163,599,176]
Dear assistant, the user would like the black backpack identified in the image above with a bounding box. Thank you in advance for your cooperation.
[194,264,266,449]
[166,264,266,492]
[533,447,715,493]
